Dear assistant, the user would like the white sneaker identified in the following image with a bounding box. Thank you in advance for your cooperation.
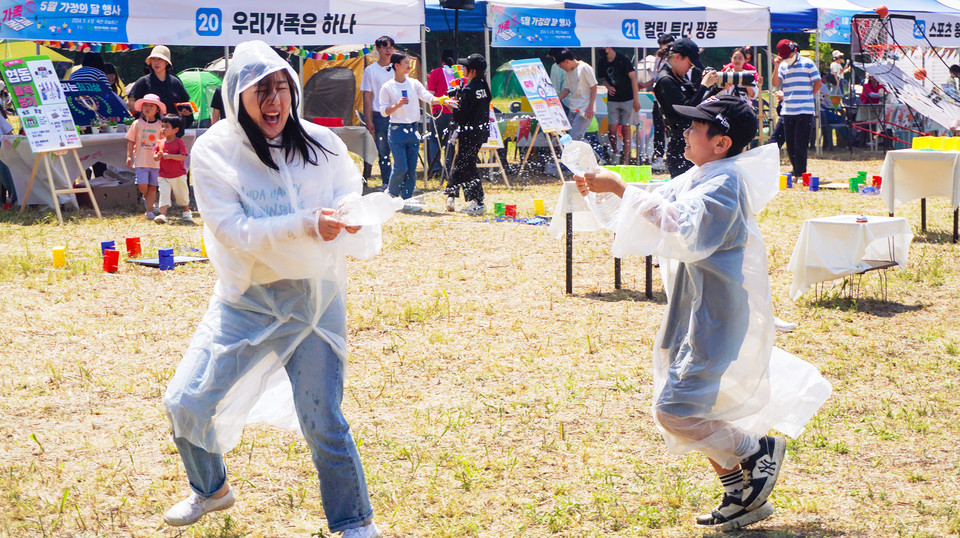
[154,213,168,224]
[163,488,235,526]
[342,522,381,538]
[445,196,456,212]
[182,210,194,222]
[461,202,485,216]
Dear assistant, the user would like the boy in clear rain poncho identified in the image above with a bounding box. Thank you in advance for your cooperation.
[161,40,384,538]
[576,96,832,532]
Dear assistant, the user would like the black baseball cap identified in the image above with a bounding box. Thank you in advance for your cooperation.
[458,53,487,73]
[673,96,757,152]
[670,38,704,70]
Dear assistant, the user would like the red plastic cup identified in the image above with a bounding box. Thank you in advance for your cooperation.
[103,249,119,273]
[872,175,882,188]
[505,204,517,218]
[126,237,141,258]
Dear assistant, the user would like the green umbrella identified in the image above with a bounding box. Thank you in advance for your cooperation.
[177,69,222,124]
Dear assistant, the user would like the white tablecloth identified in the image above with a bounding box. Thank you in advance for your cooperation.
[1,129,198,209]
[880,149,960,213]
[788,215,912,300]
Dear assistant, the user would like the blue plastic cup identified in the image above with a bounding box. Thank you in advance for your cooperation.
[158,248,174,271]
[100,240,115,256]
[809,176,820,191]
[401,89,408,99]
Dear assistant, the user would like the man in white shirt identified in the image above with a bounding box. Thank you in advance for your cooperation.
[360,36,396,188]
[555,49,598,141]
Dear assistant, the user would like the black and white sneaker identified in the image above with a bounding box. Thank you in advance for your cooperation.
[740,435,787,511]
[696,495,775,531]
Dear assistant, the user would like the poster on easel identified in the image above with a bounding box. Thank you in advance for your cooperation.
[482,104,504,149]
[0,56,81,152]
[510,58,570,134]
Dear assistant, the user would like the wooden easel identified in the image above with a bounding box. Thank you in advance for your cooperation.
[478,146,510,187]
[517,124,566,181]
[19,148,102,224]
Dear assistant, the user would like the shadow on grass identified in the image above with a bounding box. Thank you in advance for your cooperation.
[581,288,668,304]
[910,229,957,244]
[721,519,850,537]
[808,296,924,317]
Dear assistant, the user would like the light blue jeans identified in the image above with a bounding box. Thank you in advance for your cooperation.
[170,282,373,533]
[372,112,392,186]
[387,122,420,199]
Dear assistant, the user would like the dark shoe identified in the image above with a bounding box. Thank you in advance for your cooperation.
[740,435,787,511]
[696,496,774,531]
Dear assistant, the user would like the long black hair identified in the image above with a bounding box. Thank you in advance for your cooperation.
[237,69,335,171]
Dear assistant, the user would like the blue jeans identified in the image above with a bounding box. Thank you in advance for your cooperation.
[387,122,420,199]
[372,112,392,185]
[170,285,373,533]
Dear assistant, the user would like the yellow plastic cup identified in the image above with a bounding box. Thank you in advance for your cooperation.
[52,246,66,268]
[779,175,788,190]
[533,199,545,216]
[200,238,206,257]
[913,136,928,150]
[946,138,960,151]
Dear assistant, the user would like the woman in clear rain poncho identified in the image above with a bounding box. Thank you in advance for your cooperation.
[161,40,383,538]
[577,96,831,532]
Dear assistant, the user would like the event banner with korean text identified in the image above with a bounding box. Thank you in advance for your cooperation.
[510,59,570,134]
[0,0,423,45]
[0,55,80,152]
[491,5,769,48]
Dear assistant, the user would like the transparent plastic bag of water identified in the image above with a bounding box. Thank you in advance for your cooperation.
[337,192,404,226]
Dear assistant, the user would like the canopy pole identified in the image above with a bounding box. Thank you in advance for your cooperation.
[422,24,429,188]
[815,29,822,157]
[298,53,305,117]
[768,31,777,152]
[224,45,229,71]
[484,26,491,82]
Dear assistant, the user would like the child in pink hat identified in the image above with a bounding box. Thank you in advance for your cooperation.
[126,93,165,219]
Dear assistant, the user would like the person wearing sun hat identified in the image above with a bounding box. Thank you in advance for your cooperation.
[126,93,165,219]
[130,45,193,129]
[771,39,820,177]
[575,95,831,532]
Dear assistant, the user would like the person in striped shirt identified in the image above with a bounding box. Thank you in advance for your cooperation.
[771,40,821,176]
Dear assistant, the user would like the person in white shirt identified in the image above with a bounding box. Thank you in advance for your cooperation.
[555,48,598,140]
[360,36,396,188]
[829,50,850,93]
[379,51,451,203]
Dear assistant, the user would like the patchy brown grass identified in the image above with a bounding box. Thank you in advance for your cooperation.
[1,147,959,537]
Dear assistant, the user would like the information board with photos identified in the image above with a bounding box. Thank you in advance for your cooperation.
[509,58,570,134]
[0,56,81,152]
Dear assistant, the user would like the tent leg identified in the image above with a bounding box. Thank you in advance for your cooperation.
[815,30,822,157]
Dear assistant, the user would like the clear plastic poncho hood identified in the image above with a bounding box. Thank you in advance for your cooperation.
[163,40,383,454]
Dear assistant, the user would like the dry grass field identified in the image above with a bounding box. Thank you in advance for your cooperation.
[1,149,958,537]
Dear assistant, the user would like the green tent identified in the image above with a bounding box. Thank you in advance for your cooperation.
[177,69,222,125]
[490,62,524,100]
